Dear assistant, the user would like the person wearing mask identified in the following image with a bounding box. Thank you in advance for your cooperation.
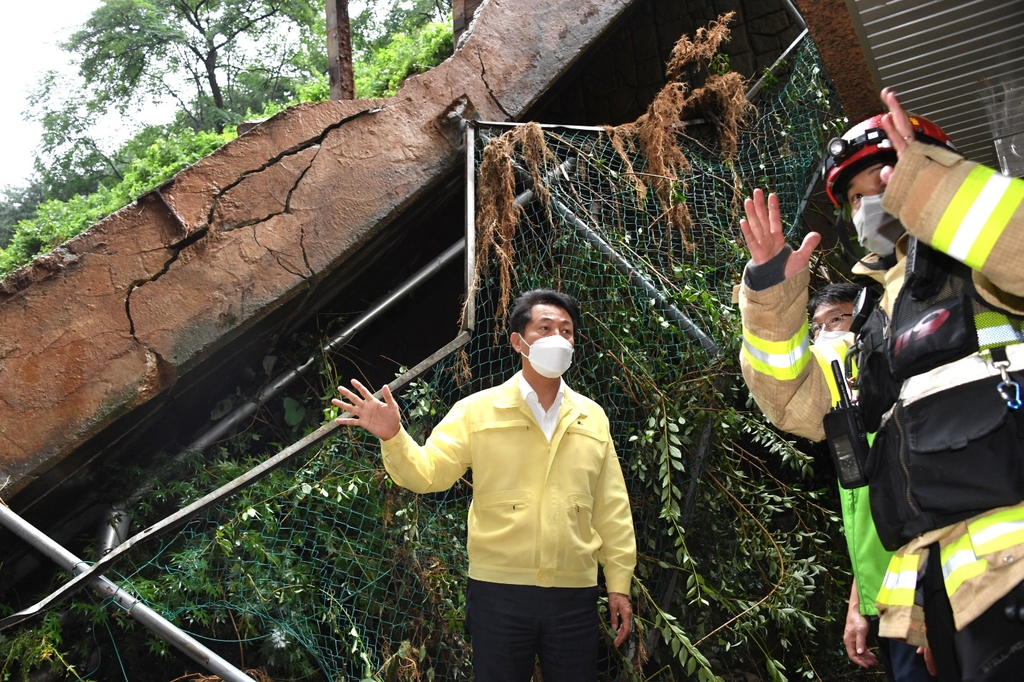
[738,88,1024,681]
[810,282,935,681]
[332,288,637,682]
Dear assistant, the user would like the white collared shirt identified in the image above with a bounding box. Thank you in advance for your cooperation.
[517,371,565,442]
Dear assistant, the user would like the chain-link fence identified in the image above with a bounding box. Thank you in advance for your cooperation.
[3,34,853,682]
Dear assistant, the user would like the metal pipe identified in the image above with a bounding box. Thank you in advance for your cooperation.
[780,0,806,31]
[745,28,808,101]
[324,239,465,354]
[0,505,255,682]
[509,161,719,356]
[465,122,477,332]
[552,195,720,356]
[3,331,473,631]
[99,238,467,553]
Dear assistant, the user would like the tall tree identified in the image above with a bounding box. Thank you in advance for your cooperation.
[63,0,325,133]
[351,0,451,59]
[27,0,325,202]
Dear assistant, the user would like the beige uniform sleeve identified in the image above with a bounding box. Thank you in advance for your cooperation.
[883,142,1024,313]
[738,267,834,442]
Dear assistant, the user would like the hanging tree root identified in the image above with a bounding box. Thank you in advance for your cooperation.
[468,13,753,333]
[610,11,752,251]
[468,122,560,338]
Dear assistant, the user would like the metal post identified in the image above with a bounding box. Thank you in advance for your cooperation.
[0,504,255,682]
[464,122,477,331]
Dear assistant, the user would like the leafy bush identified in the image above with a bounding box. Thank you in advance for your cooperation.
[355,21,453,97]
[0,128,235,278]
[0,15,453,281]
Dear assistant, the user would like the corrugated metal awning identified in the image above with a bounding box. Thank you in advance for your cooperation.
[847,0,1024,171]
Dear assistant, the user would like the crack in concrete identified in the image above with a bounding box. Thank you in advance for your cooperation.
[123,222,209,337]
[203,104,386,232]
[285,145,321,277]
[122,104,384,348]
[477,51,512,119]
[250,225,306,279]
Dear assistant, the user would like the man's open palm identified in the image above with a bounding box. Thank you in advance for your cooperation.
[333,379,401,441]
[740,188,820,278]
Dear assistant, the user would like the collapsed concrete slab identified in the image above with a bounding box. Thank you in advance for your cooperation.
[0,0,640,497]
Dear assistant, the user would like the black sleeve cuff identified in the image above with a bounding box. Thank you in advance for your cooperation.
[743,246,792,291]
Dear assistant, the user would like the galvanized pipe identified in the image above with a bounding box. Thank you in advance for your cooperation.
[551,195,720,356]
[0,504,255,682]
[744,28,809,101]
[465,122,478,332]
[323,239,466,354]
[509,161,719,356]
[99,238,467,553]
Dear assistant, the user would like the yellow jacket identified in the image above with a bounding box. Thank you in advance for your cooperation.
[380,374,637,594]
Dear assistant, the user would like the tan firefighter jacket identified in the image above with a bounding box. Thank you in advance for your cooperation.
[738,140,1024,642]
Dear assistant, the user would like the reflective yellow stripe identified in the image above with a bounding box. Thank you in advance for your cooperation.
[877,552,919,607]
[967,506,1024,556]
[937,507,1024,598]
[940,533,987,596]
[742,322,811,381]
[811,344,845,405]
[932,166,1024,270]
[965,176,1024,269]
[974,311,1024,350]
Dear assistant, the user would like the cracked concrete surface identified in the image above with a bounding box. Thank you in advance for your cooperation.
[0,0,637,496]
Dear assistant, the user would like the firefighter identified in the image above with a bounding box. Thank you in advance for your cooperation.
[808,282,935,681]
[738,88,1024,681]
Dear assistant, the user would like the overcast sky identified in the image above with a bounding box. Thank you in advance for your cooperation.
[2,2,369,193]
[1,1,105,189]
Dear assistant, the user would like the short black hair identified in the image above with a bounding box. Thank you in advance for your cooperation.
[509,289,581,336]
[808,282,861,316]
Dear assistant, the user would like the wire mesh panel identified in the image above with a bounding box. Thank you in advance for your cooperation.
[16,37,848,682]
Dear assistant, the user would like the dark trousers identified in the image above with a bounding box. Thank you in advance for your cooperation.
[871,617,937,682]
[923,543,1024,682]
[465,578,599,682]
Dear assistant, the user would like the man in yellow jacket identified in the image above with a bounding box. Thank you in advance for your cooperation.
[333,288,637,682]
[739,88,1024,681]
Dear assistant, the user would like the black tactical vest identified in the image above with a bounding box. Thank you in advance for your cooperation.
[855,239,1024,550]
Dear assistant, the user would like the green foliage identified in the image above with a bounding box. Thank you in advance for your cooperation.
[23,0,324,207]
[0,15,850,682]
[0,182,44,249]
[64,0,324,132]
[0,127,235,278]
[354,20,453,97]
[2,0,455,282]
[352,0,451,59]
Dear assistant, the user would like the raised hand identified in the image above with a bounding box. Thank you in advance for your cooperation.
[878,88,914,184]
[333,379,401,441]
[740,188,820,278]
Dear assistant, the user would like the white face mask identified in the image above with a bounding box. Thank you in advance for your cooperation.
[852,193,903,257]
[519,334,574,379]
[814,330,849,344]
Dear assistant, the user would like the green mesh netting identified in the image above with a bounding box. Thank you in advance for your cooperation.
[33,37,848,682]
